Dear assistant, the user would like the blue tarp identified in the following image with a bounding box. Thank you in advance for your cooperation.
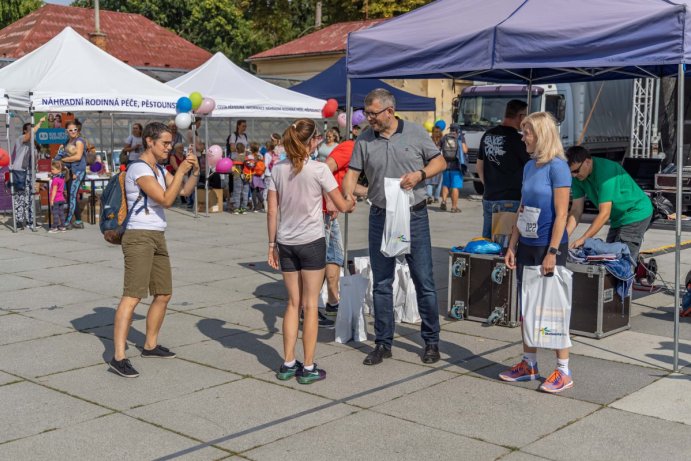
[346,0,691,83]
[291,58,436,111]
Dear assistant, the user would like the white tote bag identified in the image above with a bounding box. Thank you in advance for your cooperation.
[394,258,421,324]
[521,265,573,349]
[334,274,369,344]
[380,178,413,257]
[353,256,374,315]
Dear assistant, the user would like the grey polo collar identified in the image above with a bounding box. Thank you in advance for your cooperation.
[373,119,405,139]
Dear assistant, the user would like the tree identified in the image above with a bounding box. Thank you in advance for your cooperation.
[0,0,42,29]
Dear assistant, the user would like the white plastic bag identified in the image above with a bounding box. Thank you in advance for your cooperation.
[380,178,413,257]
[521,265,573,349]
[334,275,369,343]
[394,258,421,324]
[353,257,374,315]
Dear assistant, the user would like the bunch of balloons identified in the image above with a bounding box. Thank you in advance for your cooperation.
[322,99,338,118]
[423,119,447,132]
[175,92,216,129]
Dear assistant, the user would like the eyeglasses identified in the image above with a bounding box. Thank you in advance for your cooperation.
[570,162,585,176]
[364,107,392,118]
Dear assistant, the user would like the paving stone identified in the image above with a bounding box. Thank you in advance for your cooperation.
[244,410,508,460]
[0,273,53,291]
[523,408,691,461]
[164,282,258,310]
[0,313,72,345]
[390,329,523,375]
[0,381,110,444]
[175,323,342,377]
[0,371,22,386]
[0,331,115,378]
[0,255,80,274]
[497,452,553,461]
[40,359,241,411]
[629,307,691,341]
[260,349,457,408]
[570,330,691,370]
[442,318,523,343]
[0,284,106,313]
[471,352,667,405]
[88,311,246,348]
[22,298,123,331]
[0,413,226,460]
[610,373,691,425]
[127,378,354,453]
[372,375,599,447]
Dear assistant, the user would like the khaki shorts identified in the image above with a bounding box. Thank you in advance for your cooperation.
[121,229,172,298]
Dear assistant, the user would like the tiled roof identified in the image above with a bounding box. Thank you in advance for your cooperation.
[248,19,386,61]
[0,4,211,69]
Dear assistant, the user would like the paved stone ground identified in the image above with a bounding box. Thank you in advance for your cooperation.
[1,189,690,460]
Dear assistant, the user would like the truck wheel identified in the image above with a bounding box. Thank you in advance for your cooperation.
[473,180,484,195]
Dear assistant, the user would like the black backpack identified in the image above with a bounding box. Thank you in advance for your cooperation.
[441,134,459,161]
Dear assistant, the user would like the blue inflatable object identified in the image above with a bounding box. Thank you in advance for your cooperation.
[434,119,446,131]
[176,97,193,113]
[463,240,501,255]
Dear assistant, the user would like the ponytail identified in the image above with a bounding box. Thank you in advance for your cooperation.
[282,119,317,174]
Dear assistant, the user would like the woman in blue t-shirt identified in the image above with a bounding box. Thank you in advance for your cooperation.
[498,112,574,394]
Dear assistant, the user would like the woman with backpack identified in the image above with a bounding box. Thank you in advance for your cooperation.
[109,122,200,378]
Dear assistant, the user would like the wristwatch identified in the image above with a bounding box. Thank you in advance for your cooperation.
[548,246,560,255]
[418,169,427,181]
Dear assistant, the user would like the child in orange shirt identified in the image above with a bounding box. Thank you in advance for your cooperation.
[248,143,266,212]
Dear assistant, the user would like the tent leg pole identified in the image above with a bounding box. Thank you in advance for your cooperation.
[110,114,115,172]
[192,119,198,219]
[673,64,684,372]
[30,112,37,231]
[205,118,209,217]
[343,78,353,271]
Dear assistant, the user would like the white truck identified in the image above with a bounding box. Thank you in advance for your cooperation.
[453,81,633,193]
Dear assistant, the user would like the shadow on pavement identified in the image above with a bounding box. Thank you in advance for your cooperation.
[71,306,145,362]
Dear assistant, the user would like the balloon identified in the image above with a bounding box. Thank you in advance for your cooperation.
[423,120,434,132]
[352,109,366,126]
[119,164,127,172]
[215,157,233,174]
[189,92,203,110]
[0,148,9,167]
[260,146,267,155]
[90,162,102,173]
[175,112,193,130]
[435,119,446,131]
[197,97,216,115]
[176,96,192,113]
[337,112,347,128]
[321,98,338,118]
[207,145,223,168]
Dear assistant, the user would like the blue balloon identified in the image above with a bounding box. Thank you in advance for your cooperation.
[434,119,446,131]
[176,97,193,113]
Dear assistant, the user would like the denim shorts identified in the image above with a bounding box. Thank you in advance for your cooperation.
[324,216,344,266]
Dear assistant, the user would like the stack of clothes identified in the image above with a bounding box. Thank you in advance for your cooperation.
[568,238,635,298]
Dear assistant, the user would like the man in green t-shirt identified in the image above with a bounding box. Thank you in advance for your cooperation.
[565,146,653,262]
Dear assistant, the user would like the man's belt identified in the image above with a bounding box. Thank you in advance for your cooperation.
[372,200,427,212]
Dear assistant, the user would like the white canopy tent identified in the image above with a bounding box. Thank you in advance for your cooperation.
[167,52,325,119]
[0,27,185,114]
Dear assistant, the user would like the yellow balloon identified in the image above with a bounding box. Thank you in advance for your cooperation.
[423,120,434,132]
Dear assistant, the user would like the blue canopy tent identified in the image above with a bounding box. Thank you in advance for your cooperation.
[290,58,436,111]
[346,0,691,370]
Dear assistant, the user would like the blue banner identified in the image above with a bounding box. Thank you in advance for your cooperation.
[36,128,68,145]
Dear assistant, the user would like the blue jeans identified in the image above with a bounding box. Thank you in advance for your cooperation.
[324,214,344,266]
[425,181,442,200]
[66,170,85,224]
[369,205,440,347]
[232,175,250,209]
[482,199,520,239]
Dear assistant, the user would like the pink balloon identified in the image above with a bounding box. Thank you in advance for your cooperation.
[337,112,347,129]
[197,97,216,115]
[215,157,233,174]
[207,145,223,168]
[352,109,366,126]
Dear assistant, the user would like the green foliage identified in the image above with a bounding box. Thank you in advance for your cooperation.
[0,0,43,29]
[67,0,434,66]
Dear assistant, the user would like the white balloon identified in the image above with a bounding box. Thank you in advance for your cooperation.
[175,112,193,130]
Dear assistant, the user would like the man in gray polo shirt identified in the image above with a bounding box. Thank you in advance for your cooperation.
[343,89,447,366]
